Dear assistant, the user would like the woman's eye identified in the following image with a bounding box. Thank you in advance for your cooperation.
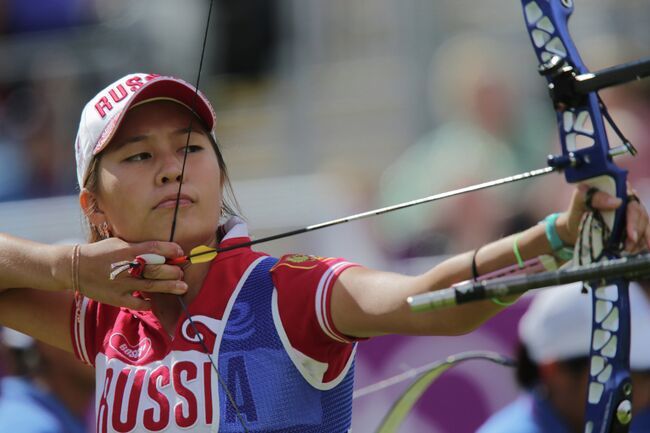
[124,152,152,162]
[179,145,204,154]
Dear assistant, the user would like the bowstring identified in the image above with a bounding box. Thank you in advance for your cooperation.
[169,0,249,431]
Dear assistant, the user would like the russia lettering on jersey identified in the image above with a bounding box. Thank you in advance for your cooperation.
[90,312,224,433]
[71,219,359,433]
[96,354,217,432]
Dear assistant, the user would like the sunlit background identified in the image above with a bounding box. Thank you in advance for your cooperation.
[0,1,649,432]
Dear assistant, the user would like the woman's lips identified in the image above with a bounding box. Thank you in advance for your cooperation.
[155,198,193,209]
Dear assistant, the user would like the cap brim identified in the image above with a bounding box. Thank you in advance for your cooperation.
[93,77,216,155]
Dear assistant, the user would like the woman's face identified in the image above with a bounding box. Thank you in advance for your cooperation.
[89,100,223,251]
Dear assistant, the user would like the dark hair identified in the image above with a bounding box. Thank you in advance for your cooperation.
[515,343,589,389]
[208,132,241,220]
[83,122,240,243]
[6,347,40,377]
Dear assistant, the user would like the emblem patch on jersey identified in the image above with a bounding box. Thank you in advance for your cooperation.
[108,333,152,363]
[272,254,332,270]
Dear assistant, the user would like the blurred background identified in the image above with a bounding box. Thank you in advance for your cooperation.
[0,0,649,432]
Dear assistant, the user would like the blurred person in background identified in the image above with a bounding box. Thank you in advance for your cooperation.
[378,34,549,258]
[0,73,647,432]
[0,0,94,34]
[0,84,35,201]
[0,328,95,432]
[0,77,83,201]
[477,282,650,433]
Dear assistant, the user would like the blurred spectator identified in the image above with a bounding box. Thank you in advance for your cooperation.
[0,328,94,432]
[0,83,65,200]
[0,135,30,201]
[477,282,650,433]
[214,0,280,78]
[377,34,544,257]
[0,238,94,432]
[0,74,84,201]
[0,0,94,34]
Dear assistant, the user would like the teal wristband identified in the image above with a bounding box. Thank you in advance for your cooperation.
[544,213,564,250]
[555,247,574,261]
[543,213,573,260]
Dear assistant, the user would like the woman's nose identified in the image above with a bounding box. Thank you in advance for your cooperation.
[157,156,183,185]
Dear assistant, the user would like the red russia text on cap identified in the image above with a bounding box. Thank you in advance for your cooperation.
[94,74,160,119]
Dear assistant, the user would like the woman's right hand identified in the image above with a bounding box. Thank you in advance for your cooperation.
[61,238,188,310]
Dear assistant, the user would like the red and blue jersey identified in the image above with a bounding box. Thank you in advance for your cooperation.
[70,219,359,432]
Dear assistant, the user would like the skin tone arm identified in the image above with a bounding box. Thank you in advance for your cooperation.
[1,183,648,349]
[0,102,225,352]
[0,236,187,352]
[332,187,650,338]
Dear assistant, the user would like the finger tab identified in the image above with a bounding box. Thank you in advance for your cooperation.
[138,254,166,265]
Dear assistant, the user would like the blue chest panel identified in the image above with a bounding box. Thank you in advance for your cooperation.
[218,257,354,433]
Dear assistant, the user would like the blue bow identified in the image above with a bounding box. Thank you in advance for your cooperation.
[522,1,633,432]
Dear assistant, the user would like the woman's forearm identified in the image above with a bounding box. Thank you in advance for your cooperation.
[0,234,71,292]
[425,218,554,289]
[333,220,559,338]
[405,219,559,335]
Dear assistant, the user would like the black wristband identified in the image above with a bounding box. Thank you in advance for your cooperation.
[471,246,482,281]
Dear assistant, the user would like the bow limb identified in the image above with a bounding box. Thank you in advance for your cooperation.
[350,351,515,433]
[521,1,632,432]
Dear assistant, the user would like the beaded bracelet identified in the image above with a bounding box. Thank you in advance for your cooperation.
[70,244,81,296]
[490,235,524,307]
[491,296,516,307]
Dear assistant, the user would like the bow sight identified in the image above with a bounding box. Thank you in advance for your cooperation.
[538,54,648,172]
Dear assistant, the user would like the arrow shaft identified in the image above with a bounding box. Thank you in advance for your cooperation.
[212,166,555,255]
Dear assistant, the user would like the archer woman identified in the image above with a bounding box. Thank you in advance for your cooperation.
[0,73,648,433]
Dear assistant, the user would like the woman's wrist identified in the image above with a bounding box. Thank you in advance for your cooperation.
[543,212,575,262]
[50,244,76,292]
[554,212,576,246]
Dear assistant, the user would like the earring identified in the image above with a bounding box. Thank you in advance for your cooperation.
[97,222,112,239]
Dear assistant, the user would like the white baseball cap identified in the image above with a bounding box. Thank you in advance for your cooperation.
[74,73,217,189]
[519,282,650,370]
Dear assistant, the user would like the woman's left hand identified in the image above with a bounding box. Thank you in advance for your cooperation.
[557,184,650,254]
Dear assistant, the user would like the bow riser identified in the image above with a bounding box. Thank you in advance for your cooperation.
[521,1,632,432]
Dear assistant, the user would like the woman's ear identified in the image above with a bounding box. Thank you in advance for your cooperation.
[79,188,106,227]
